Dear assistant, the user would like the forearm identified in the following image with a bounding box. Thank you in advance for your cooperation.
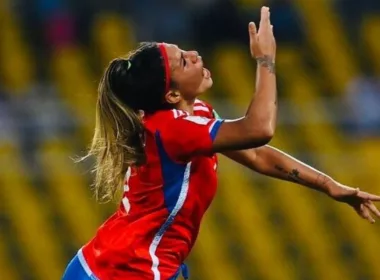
[211,61,277,152]
[245,61,277,134]
[223,146,335,194]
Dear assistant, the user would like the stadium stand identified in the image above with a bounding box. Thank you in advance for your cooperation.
[1,1,380,279]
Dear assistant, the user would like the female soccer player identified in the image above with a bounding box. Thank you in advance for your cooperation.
[63,7,380,280]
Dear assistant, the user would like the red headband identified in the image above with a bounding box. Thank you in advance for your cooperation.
[158,43,171,93]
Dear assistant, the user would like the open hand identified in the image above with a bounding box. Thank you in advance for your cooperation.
[328,183,380,223]
[249,6,276,59]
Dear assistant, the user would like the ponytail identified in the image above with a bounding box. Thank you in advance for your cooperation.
[84,68,145,203]
[82,42,169,202]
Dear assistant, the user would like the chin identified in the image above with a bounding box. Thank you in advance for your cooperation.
[197,78,213,94]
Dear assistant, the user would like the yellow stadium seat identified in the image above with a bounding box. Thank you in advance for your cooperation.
[0,230,20,280]
[51,46,96,142]
[354,138,380,189]
[212,45,255,107]
[217,157,297,280]
[276,46,380,280]
[292,0,358,95]
[0,143,64,280]
[0,4,35,93]
[191,207,243,280]
[38,139,103,247]
[92,14,136,68]
[267,133,353,280]
[362,16,380,74]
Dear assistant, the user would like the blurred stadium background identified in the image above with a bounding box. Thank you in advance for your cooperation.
[1,0,380,279]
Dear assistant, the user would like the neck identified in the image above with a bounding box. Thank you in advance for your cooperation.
[175,98,195,115]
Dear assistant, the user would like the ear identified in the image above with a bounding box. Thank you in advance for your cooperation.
[164,90,182,104]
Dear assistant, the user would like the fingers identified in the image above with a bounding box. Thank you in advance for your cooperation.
[249,22,257,36]
[251,6,269,35]
[357,191,380,201]
[250,6,275,58]
[358,204,375,224]
[365,201,380,219]
[260,6,270,27]
[249,21,261,58]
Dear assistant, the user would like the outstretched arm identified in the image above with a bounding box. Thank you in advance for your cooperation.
[223,146,380,223]
[223,146,332,193]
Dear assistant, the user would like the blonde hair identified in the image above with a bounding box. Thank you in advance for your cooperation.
[83,42,170,202]
[83,63,146,203]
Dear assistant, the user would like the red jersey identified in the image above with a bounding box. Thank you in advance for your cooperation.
[81,100,223,279]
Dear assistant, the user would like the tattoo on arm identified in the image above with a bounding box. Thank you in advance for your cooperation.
[256,55,276,74]
[274,165,305,184]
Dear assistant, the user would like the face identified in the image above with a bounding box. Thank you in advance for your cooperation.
[163,43,213,100]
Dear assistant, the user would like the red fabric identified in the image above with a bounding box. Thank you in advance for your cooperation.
[82,105,223,280]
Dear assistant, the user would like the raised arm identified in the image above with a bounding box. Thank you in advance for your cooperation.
[160,7,278,162]
[211,6,277,153]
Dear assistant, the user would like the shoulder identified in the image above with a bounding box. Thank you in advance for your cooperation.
[143,109,189,132]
